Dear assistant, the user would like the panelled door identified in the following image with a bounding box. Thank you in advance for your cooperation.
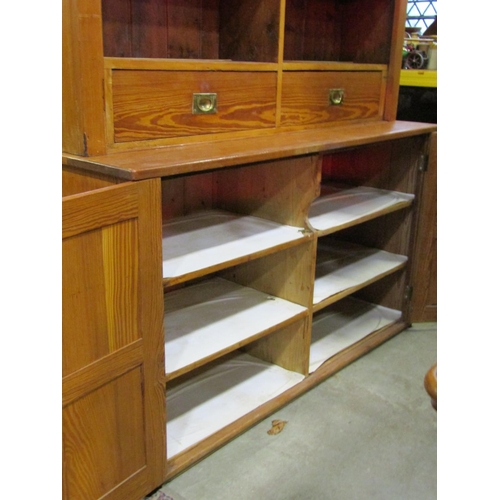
[62,179,165,500]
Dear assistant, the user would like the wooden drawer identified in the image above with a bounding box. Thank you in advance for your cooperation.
[280,71,385,127]
[111,70,277,143]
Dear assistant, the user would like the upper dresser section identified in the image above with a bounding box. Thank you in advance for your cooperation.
[63,0,407,156]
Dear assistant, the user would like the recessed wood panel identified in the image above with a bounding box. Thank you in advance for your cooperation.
[321,136,424,194]
[213,155,321,227]
[102,0,279,61]
[219,0,280,62]
[62,219,139,376]
[112,70,277,142]
[284,0,394,64]
[63,367,146,499]
[284,0,340,61]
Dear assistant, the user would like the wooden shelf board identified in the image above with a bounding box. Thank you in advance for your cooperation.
[161,210,307,286]
[283,61,387,71]
[62,121,437,180]
[104,57,278,72]
[308,186,414,236]
[313,241,407,311]
[163,277,308,381]
[309,297,402,373]
[165,351,305,459]
[165,319,408,481]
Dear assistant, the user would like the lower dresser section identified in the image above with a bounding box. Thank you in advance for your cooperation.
[63,127,435,495]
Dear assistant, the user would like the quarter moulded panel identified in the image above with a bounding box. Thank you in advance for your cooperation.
[63,368,146,499]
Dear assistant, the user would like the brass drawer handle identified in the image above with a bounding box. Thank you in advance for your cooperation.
[193,93,218,114]
[329,88,344,105]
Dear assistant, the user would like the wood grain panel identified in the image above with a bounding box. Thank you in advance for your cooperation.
[340,0,394,63]
[284,0,340,61]
[62,183,138,239]
[63,121,437,180]
[213,155,321,227]
[302,0,339,61]
[62,203,139,375]
[62,179,166,498]
[102,0,220,59]
[166,0,204,59]
[63,368,146,499]
[102,0,133,57]
[280,71,384,127]
[112,70,277,142]
[62,0,106,155]
[321,135,424,194]
[132,0,168,58]
[200,0,220,59]
[411,132,437,322]
[63,228,109,376]
[219,238,317,308]
[161,171,214,219]
[242,317,311,375]
[62,165,122,197]
[102,220,139,350]
[219,0,280,62]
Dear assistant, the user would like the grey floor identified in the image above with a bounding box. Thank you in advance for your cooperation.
[147,323,437,500]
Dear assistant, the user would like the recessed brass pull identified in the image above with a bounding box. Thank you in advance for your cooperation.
[192,93,218,114]
[329,88,344,105]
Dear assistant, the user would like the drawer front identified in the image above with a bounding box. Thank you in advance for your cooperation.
[111,70,277,142]
[280,71,384,127]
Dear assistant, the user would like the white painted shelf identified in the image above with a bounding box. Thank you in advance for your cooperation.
[166,352,305,458]
[162,209,304,280]
[164,277,307,377]
[309,297,402,373]
[314,241,407,306]
[308,186,414,234]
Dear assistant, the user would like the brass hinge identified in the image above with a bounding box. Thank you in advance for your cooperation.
[404,285,414,301]
[418,154,429,172]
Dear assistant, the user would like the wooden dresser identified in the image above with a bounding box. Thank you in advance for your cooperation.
[62,1,437,498]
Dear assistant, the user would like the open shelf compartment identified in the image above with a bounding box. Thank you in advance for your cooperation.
[308,185,414,236]
[162,209,306,284]
[309,296,402,373]
[166,351,305,458]
[101,0,281,63]
[313,240,407,310]
[164,277,308,380]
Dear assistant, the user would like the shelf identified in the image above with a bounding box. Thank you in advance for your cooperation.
[164,278,308,380]
[162,209,305,284]
[309,297,402,373]
[313,241,407,310]
[62,121,437,180]
[308,186,414,236]
[166,351,305,458]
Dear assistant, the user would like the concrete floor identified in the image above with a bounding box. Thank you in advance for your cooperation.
[147,323,437,500]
